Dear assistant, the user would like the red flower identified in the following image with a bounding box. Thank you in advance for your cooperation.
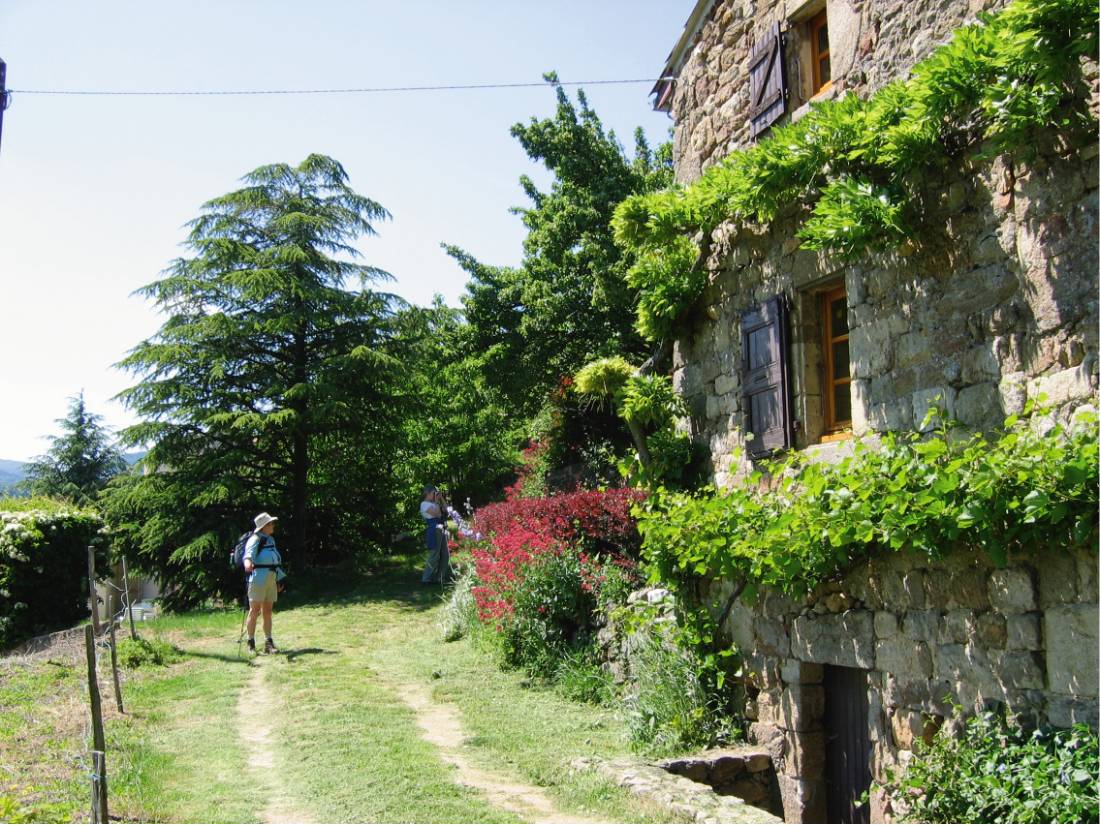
[462,487,646,622]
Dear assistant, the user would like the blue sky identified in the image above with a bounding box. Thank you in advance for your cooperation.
[0,0,694,461]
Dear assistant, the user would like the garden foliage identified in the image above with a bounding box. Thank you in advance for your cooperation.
[457,487,644,680]
[612,0,1099,340]
[637,407,1098,603]
[573,358,694,485]
[0,499,107,649]
[116,636,183,668]
[624,627,739,756]
[889,708,1099,823]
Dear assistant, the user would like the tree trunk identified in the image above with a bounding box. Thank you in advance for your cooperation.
[625,416,652,469]
[290,313,310,565]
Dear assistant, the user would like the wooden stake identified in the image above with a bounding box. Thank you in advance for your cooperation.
[108,621,124,714]
[87,546,101,637]
[90,750,108,824]
[121,556,138,639]
[84,625,105,752]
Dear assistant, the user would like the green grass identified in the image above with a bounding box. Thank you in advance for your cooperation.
[0,658,87,822]
[0,555,675,822]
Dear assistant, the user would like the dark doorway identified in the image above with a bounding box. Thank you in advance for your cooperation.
[824,664,872,823]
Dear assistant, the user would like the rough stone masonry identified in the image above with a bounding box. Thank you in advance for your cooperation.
[650,0,1100,821]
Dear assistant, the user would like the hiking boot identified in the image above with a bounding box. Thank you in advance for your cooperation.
[246,638,256,654]
[264,638,279,654]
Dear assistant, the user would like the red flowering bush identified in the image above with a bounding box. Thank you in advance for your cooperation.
[472,487,645,555]
[456,487,645,678]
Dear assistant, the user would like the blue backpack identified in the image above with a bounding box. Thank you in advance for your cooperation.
[229,531,275,571]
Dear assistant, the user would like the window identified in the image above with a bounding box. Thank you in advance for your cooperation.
[809,9,831,96]
[821,285,851,436]
[741,296,793,459]
[748,23,789,138]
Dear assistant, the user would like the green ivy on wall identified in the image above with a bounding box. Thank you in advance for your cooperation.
[612,0,1099,342]
[635,405,1098,604]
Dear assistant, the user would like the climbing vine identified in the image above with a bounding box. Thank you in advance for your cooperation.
[612,0,1099,341]
[635,405,1099,605]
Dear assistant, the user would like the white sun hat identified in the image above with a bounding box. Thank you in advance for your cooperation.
[254,512,279,530]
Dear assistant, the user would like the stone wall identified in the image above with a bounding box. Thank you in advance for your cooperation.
[668,0,1014,182]
[713,543,1099,822]
[671,138,1098,488]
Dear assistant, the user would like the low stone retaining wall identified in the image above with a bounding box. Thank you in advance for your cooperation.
[572,753,783,824]
[656,748,781,815]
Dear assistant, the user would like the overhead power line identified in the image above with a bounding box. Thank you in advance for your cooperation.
[9,77,668,97]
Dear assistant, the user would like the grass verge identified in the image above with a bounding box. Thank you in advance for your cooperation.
[0,555,675,823]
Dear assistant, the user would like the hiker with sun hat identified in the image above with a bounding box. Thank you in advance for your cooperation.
[243,512,286,654]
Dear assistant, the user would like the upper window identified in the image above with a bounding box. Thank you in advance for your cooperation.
[809,9,831,96]
[821,285,850,436]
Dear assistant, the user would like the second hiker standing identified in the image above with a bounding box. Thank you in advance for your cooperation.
[419,485,450,584]
[244,512,286,654]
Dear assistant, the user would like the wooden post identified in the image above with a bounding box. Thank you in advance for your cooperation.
[84,625,108,822]
[90,750,108,824]
[107,621,124,714]
[84,625,105,752]
[121,556,138,639]
[87,546,101,637]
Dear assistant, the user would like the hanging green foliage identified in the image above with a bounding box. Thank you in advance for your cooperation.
[636,405,1099,602]
[612,0,1098,341]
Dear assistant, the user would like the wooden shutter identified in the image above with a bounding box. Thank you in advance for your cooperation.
[748,24,788,139]
[741,295,793,459]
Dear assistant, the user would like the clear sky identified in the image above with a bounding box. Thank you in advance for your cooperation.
[0,0,694,461]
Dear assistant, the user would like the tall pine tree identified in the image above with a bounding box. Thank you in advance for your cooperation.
[25,391,126,504]
[105,155,402,605]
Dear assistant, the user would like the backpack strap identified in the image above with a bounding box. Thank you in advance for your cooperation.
[248,533,280,569]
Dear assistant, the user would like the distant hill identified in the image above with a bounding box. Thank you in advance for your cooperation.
[0,459,25,486]
[0,451,146,495]
[0,460,27,497]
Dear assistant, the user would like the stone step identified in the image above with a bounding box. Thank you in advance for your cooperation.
[571,755,783,824]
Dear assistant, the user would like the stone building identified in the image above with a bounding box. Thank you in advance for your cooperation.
[646,0,1099,821]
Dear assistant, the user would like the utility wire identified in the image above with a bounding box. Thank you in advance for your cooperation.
[10,77,668,97]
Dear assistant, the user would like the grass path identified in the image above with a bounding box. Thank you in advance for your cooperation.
[393,679,597,824]
[237,660,315,824]
[1,556,675,823]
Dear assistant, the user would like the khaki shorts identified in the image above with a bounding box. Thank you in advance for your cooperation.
[247,575,278,604]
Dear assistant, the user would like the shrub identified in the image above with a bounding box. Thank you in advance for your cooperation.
[624,627,741,755]
[554,647,615,705]
[440,564,479,643]
[116,636,183,668]
[891,708,1099,823]
[494,547,597,677]
[457,487,645,685]
[0,501,107,649]
[471,487,645,557]
[504,440,552,501]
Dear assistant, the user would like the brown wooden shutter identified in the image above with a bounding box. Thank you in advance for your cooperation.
[741,295,793,459]
[748,23,788,139]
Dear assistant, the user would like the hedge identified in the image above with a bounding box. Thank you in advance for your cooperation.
[0,498,108,649]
